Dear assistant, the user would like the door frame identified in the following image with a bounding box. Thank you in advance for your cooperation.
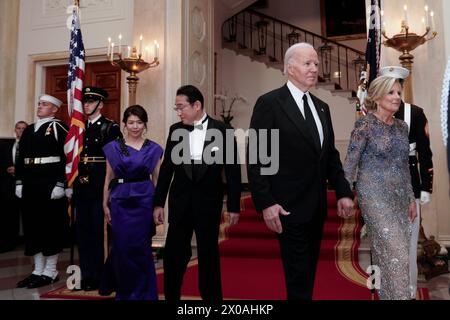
[27,49,129,123]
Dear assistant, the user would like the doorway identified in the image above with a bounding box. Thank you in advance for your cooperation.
[45,61,122,124]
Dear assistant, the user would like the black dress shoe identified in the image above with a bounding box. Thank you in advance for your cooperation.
[17,274,41,288]
[83,279,99,292]
[27,275,59,289]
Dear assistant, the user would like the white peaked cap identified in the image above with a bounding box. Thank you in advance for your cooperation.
[379,66,410,80]
[39,94,63,108]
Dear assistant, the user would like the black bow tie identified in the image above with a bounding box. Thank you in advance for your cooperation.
[184,116,208,132]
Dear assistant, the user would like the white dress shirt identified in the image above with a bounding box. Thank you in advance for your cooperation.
[287,81,324,147]
[190,113,208,161]
[12,140,19,165]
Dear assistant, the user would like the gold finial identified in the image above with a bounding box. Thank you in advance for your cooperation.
[74,0,80,7]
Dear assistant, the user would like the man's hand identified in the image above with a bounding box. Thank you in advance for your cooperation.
[420,191,431,205]
[6,166,15,175]
[262,204,290,234]
[337,197,354,219]
[15,185,22,198]
[228,213,240,226]
[153,206,165,225]
[50,186,65,200]
[408,201,417,222]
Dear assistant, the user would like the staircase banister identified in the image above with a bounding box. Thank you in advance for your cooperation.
[231,8,365,56]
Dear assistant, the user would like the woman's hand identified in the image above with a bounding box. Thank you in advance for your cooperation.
[104,205,112,225]
[408,201,417,222]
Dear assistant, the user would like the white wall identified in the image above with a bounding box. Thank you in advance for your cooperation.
[15,0,135,123]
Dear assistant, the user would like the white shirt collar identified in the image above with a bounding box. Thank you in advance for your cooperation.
[287,80,309,100]
[35,117,55,132]
[89,114,102,125]
[193,112,208,126]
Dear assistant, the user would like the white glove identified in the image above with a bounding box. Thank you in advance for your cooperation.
[420,191,431,205]
[15,185,23,199]
[65,188,73,199]
[51,186,66,200]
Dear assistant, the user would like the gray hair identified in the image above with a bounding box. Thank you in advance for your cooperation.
[284,42,315,75]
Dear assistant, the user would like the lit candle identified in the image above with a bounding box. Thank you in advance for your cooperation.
[425,5,429,28]
[107,37,111,56]
[139,35,143,56]
[145,46,150,61]
[154,41,159,60]
[111,42,115,61]
[403,5,408,27]
[118,34,122,56]
[127,46,131,58]
[430,11,435,31]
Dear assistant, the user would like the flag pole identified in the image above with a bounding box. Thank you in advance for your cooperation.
[68,0,80,267]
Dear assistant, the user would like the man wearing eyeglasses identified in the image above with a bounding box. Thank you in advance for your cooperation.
[153,85,241,302]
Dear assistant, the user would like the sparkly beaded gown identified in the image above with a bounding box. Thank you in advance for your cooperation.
[344,113,415,300]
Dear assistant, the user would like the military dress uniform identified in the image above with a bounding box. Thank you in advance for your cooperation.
[74,87,121,290]
[395,101,433,298]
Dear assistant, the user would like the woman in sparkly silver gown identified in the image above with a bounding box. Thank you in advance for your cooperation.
[344,76,417,300]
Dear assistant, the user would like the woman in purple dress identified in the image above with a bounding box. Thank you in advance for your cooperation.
[101,105,163,300]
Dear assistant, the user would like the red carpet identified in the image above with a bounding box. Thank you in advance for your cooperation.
[42,192,429,300]
[156,192,429,300]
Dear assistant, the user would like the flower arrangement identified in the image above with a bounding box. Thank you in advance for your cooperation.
[214,92,247,125]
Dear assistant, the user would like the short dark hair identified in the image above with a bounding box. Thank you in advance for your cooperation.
[15,121,28,127]
[122,105,148,129]
[176,85,204,109]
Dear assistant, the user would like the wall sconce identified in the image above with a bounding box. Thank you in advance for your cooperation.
[256,20,269,55]
[353,55,366,84]
[287,28,300,47]
[319,42,332,81]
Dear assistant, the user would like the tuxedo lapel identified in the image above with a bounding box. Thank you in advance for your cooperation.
[278,85,319,154]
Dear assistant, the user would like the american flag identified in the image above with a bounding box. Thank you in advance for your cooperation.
[366,0,381,84]
[64,6,85,187]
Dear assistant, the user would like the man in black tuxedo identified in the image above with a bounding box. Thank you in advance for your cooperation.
[247,43,354,300]
[153,85,241,302]
[0,121,28,252]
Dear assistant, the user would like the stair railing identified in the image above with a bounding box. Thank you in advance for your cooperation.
[222,8,366,93]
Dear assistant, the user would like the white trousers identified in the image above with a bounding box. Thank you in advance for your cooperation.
[409,199,421,299]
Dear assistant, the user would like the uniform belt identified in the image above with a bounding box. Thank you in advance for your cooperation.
[409,142,417,157]
[81,156,106,164]
[24,156,61,165]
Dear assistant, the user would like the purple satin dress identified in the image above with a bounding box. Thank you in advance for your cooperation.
[102,139,163,300]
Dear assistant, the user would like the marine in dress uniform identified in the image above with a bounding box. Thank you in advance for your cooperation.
[15,94,70,289]
[380,66,434,299]
[73,87,121,291]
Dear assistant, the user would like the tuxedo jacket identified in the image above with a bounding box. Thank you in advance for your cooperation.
[0,139,16,196]
[153,116,241,226]
[248,84,352,223]
[394,102,433,198]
